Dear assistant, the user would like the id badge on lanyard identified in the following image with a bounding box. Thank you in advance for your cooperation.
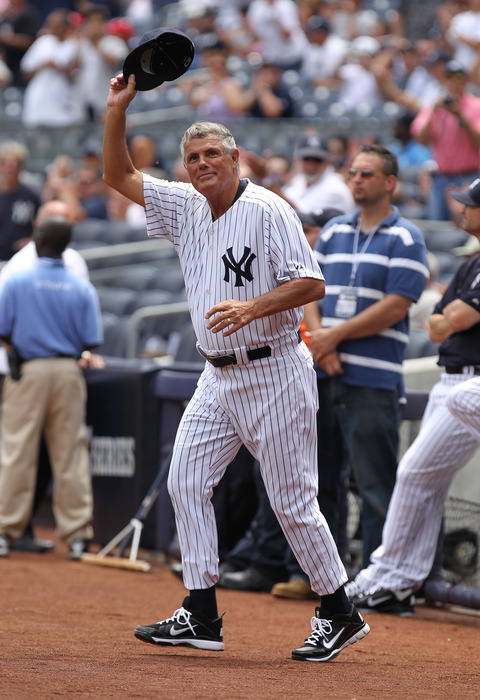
[334,221,377,320]
[335,287,358,318]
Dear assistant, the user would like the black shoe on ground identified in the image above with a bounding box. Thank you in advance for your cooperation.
[0,533,9,557]
[69,538,90,560]
[292,604,370,662]
[11,532,55,553]
[134,597,224,651]
[218,566,275,592]
[352,587,415,616]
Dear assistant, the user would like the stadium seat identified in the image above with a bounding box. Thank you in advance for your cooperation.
[95,221,139,245]
[151,265,185,293]
[107,265,163,291]
[72,218,109,244]
[95,286,138,315]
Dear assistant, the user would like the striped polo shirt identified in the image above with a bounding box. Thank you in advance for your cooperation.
[314,206,429,390]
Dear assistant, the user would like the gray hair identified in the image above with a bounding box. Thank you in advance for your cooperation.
[180,121,238,171]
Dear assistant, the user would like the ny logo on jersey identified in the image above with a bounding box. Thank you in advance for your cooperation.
[222,246,256,287]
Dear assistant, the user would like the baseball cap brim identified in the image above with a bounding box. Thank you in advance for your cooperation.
[450,190,480,206]
[123,27,195,91]
[297,146,329,160]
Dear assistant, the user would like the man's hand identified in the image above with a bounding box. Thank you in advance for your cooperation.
[317,351,343,375]
[79,352,106,369]
[205,299,256,337]
[107,73,137,110]
[306,326,341,363]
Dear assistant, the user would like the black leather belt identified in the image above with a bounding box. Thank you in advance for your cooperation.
[444,366,480,375]
[199,345,272,368]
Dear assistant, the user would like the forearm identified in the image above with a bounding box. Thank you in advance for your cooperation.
[330,295,411,344]
[376,77,420,113]
[255,89,285,118]
[303,300,322,331]
[251,277,325,319]
[205,277,325,337]
[428,313,451,343]
[103,106,135,186]
[436,299,480,334]
[103,76,145,206]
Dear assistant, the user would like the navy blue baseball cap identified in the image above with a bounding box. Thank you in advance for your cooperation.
[298,208,343,227]
[450,178,480,207]
[123,27,195,91]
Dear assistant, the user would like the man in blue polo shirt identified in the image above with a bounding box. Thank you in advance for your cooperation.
[0,214,102,559]
[305,143,429,570]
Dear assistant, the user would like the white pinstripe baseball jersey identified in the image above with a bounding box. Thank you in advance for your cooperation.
[143,175,324,353]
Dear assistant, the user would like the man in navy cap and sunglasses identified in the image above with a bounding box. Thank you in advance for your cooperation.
[346,176,480,615]
[298,143,429,584]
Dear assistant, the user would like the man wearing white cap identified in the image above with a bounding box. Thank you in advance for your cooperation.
[283,133,355,214]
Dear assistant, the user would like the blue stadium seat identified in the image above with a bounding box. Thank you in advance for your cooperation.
[107,265,163,292]
[95,286,138,315]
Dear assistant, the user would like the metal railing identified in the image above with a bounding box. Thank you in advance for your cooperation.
[124,301,190,359]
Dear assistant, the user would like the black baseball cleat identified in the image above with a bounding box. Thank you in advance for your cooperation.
[134,597,224,651]
[352,587,415,616]
[292,604,370,662]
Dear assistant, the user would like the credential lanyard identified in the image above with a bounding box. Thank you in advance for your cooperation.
[349,221,378,286]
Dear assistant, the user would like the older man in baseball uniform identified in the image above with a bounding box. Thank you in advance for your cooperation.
[103,71,370,661]
[346,177,480,615]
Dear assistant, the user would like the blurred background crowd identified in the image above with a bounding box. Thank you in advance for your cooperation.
[1,0,480,361]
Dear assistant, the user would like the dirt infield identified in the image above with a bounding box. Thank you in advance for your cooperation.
[2,527,480,700]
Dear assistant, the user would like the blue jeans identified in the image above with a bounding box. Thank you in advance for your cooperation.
[286,378,403,577]
[323,379,403,567]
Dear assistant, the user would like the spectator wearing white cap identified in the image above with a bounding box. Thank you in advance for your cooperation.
[301,15,348,89]
[246,0,308,70]
[445,0,480,72]
[283,133,355,214]
[20,9,79,128]
[335,35,384,112]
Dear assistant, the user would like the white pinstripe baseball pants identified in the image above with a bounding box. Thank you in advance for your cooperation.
[355,372,479,592]
[448,375,480,443]
[167,342,347,594]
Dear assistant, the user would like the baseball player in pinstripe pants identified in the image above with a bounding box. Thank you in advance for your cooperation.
[346,178,480,615]
[103,72,370,661]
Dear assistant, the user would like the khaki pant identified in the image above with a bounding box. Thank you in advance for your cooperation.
[0,358,93,544]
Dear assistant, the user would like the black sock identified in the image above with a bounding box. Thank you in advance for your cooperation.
[188,587,218,619]
[320,586,351,615]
